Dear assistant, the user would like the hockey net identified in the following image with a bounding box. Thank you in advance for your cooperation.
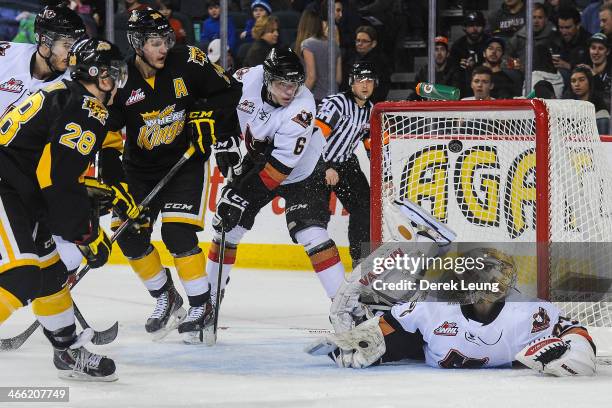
[370,100,612,336]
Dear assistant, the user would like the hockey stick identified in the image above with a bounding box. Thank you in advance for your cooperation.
[74,304,118,345]
[210,227,226,345]
[0,145,196,351]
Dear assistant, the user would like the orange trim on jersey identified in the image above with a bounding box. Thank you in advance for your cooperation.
[259,163,288,190]
[310,246,341,272]
[363,138,371,151]
[379,316,396,336]
[208,242,237,264]
[315,119,332,139]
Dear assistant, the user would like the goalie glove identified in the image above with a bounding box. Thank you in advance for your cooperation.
[187,110,216,160]
[515,334,596,376]
[214,134,243,177]
[306,317,386,368]
[330,264,367,333]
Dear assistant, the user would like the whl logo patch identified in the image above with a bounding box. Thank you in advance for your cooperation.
[126,88,145,105]
[0,78,24,93]
[434,321,459,336]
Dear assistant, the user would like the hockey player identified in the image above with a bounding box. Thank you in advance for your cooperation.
[0,38,132,381]
[0,3,87,277]
[307,201,597,376]
[108,9,242,342]
[315,61,378,266]
[208,49,347,315]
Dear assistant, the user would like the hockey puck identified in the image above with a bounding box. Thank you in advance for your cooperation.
[448,140,463,153]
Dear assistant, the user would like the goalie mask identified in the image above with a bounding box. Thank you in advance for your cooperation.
[458,247,517,304]
[35,4,86,74]
[263,48,305,106]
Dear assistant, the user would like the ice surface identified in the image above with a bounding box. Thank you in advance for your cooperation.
[1,265,610,408]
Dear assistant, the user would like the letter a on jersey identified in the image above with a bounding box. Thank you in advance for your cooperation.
[173,78,188,98]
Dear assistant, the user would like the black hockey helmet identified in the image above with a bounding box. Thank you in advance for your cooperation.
[263,48,305,87]
[35,4,86,46]
[69,38,128,88]
[349,61,378,86]
[127,8,175,50]
[463,10,485,27]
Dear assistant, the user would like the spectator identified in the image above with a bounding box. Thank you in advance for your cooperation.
[532,79,557,98]
[480,37,523,98]
[301,7,341,104]
[201,0,237,54]
[462,65,495,100]
[243,15,279,67]
[414,36,458,92]
[489,0,526,40]
[582,0,611,35]
[294,4,321,57]
[157,0,187,44]
[11,12,36,44]
[544,0,577,28]
[563,66,610,132]
[507,3,562,71]
[342,25,390,103]
[578,33,612,103]
[0,7,19,41]
[556,6,590,71]
[241,0,272,43]
[600,2,612,43]
[450,11,490,71]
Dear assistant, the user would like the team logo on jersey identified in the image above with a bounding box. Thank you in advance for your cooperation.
[531,307,551,333]
[237,100,255,114]
[0,78,24,93]
[187,46,208,66]
[292,110,313,128]
[257,108,270,122]
[137,104,186,150]
[0,42,10,56]
[82,96,108,125]
[434,321,459,336]
[234,67,250,81]
[399,300,418,317]
[126,88,146,105]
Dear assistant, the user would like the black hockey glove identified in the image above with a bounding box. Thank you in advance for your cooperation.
[75,224,112,269]
[212,186,249,233]
[187,110,216,161]
[214,134,243,178]
[84,177,141,221]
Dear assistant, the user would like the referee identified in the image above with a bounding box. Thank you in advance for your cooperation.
[315,62,377,266]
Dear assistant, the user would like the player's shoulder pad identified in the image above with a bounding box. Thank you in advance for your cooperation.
[0,41,35,59]
[233,66,252,83]
[284,89,316,129]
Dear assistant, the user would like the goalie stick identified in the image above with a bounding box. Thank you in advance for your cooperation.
[0,145,197,351]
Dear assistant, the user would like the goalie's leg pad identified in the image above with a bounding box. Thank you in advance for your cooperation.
[173,247,209,306]
[128,245,168,293]
[295,226,344,298]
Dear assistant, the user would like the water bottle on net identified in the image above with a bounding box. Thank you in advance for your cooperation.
[415,82,460,101]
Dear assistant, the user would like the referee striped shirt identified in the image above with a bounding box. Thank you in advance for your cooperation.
[315,91,372,163]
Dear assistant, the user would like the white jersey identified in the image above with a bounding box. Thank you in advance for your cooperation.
[233,65,324,185]
[390,296,579,368]
[0,42,70,116]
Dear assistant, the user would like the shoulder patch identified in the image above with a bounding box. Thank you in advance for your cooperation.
[0,42,10,56]
[187,46,208,66]
[0,78,24,93]
[234,67,250,81]
[531,306,551,333]
[291,110,313,128]
[82,96,109,125]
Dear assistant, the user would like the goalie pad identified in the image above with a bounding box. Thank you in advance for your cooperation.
[515,333,596,376]
[306,317,386,368]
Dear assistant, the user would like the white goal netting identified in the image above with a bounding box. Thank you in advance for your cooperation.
[371,99,612,329]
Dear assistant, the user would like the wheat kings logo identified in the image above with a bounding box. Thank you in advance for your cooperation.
[137,104,185,150]
[82,96,108,125]
[187,46,208,66]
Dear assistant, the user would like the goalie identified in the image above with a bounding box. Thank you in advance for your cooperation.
[308,199,597,377]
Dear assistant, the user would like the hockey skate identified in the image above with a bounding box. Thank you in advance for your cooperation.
[178,301,215,345]
[53,328,118,382]
[145,278,187,341]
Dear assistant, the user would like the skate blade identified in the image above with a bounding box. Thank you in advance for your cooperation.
[58,370,119,382]
[182,325,217,346]
[151,307,187,342]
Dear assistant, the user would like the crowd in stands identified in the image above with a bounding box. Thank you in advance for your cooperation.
[2,0,612,131]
